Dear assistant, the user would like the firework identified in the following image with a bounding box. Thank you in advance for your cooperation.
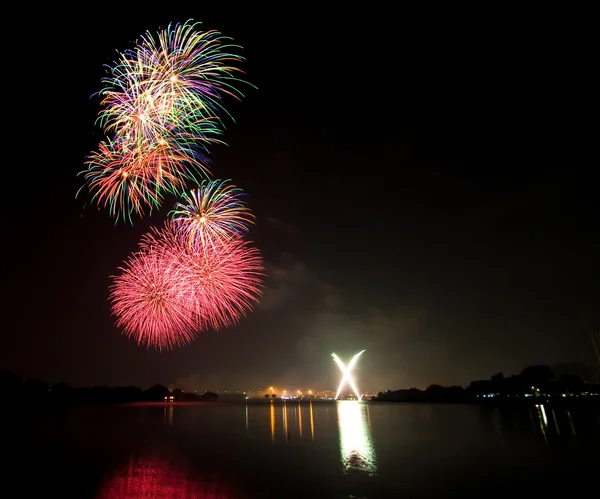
[332,351,366,400]
[179,234,265,331]
[110,221,264,349]
[79,19,252,223]
[145,221,264,331]
[169,179,256,249]
[109,230,200,350]
[78,133,213,223]
[97,19,250,142]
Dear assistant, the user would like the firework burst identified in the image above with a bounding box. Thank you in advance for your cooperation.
[79,19,252,223]
[97,19,250,136]
[110,221,264,349]
[109,233,201,350]
[180,235,265,331]
[169,179,255,249]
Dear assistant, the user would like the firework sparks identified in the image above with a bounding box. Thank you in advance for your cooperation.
[109,235,200,350]
[78,19,252,223]
[169,179,255,249]
[332,351,366,400]
[110,221,264,349]
[180,236,265,331]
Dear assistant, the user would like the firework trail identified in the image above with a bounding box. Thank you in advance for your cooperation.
[169,179,255,249]
[78,19,251,223]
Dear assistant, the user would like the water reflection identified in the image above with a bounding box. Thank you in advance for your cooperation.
[270,401,275,443]
[283,401,288,439]
[97,453,238,498]
[268,400,315,442]
[163,404,173,427]
[522,403,598,444]
[337,401,376,474]
[533,404,549,443]
[309,400,315,440]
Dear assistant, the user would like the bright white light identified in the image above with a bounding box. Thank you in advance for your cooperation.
[332,350,365,400]
[337,400,376,473]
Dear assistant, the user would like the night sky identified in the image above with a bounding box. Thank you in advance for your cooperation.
[4,7,598,393]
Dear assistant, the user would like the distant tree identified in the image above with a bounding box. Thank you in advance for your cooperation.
[112,386,143,403]
[467,379,493,395]
[271,393,277,399]
[0,369,21,397]
[519,365,554,390]
[426,384,444,393]
[144,384,169,401]
[557,373,584,394]
[264,394,270,399]
[172,388,183,400]
[90,386,110,403]
[51,382,73,403]
[22,378,49,401]
[199,391,218,401]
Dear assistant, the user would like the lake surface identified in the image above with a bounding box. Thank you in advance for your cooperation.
[5,400,599,498]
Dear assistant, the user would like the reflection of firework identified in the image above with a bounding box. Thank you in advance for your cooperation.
[337,401,377,475]
[170,179,255,249]
[97,453,238,498]
[110,222,265,349]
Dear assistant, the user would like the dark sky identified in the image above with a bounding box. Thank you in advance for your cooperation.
[3,7,599,392]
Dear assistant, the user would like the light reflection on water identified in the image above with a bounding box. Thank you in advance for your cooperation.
[96,453,238,499]
[337,400,377,474]
[267,399,316,442]
[12,401,600,498]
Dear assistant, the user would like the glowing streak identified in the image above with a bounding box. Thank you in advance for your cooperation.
[332,350,365,400]
[337,400,377,473]
[270,401,275,443]
[309,401,315,441]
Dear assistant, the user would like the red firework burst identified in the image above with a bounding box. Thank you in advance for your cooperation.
[109,231,201,350]
[179,234,265,331]
[110,221,264,349]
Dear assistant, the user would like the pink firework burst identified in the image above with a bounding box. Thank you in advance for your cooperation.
[110,221,265,349]
[180,235,265,331]
[109,230,201,350]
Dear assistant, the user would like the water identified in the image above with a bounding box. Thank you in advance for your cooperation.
[5,400,599,498]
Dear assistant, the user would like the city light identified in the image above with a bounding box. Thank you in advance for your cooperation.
[332,350,366,400]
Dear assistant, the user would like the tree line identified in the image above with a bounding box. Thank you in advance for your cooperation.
[0,369,217,405]
[373,364,600,405]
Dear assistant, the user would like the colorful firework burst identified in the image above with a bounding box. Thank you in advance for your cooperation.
[79,19,252,223]
[169,179,256,249]
[97,19,250,138]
